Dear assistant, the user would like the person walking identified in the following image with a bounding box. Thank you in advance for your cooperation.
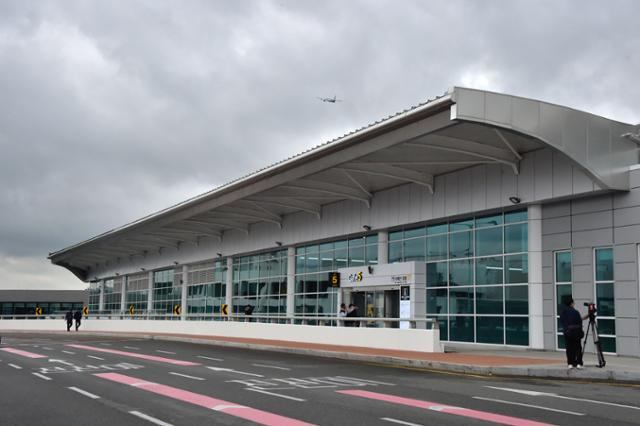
[338,303,347,326]
[73,309,82,331]
[65,309,73,332]
[560,296,588,369]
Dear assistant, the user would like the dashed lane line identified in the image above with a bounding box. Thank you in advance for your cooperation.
[156,350,176,355]
[8,363,22,369]
[197,356,223,362]
[124,346,140,350]
[252,364,291,371]
[381,418,422,426]
[129,411,174,426]
[62,351,75,355]
[473,397,585,416]
[33,373,52,381]
[88,355,105,360]
[42,347,53,351]
[246,388,306,402]
[169,372,205,381]
[68,386,100,399]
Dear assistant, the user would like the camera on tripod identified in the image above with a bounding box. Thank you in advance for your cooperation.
[583,302,597,319]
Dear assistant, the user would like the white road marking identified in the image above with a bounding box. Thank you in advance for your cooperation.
[169,372,205,381]
[246,388,306,401]
[124,346,140,350]
[197,355,223,362]
[42,347,53,351]
[49,359,74,366]
[334,376,396,386]
[88,355,105,360]
[252,363,291,371]
[156,350,176,355]
[473,396,585,416]
[207,366,263,377]
[68,386,100,399]
[381,418,423,426]
[33,373,52,381]
[486,386,640,411]
[8,363,22,369]
[62,351,75,355]
[129,411,174,426]
[99,343,111,346]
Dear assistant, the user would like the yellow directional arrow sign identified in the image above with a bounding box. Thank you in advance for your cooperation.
[221,304,229,316]
[173,304,182,316]
[129,305,135,317]
[82,306,89,316]
[35,307,43,316]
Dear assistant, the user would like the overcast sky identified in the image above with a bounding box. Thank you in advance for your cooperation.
[1,0,638,290]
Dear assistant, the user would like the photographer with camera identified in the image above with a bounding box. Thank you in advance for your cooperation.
[560,296,589,369]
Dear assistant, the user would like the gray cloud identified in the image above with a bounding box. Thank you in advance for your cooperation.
[0,0,638,289]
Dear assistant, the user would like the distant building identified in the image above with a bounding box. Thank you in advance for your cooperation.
[48,88,640,356]
[0,289,87,316]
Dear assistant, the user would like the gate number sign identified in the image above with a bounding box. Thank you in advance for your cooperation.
[329,272,340,287]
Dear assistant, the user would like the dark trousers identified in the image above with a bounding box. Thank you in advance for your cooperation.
[75,320,81,331]
[66,320,72,332]
[565,336,583,366]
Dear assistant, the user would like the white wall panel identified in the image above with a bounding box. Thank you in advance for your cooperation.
[471,165,487,211]
[534,149,553,200]
[552,152,573,197]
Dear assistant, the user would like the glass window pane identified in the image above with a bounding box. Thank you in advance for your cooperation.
[450,219,473,231]
[427,223,447,235]
[506,254,528,283]
[404,227,426,238]
[427,235,448,261]
[319,242,334,251]
[320,252,334,271]
[476,257,503,285]
[449,287,474,314]
[349,237,365,247]
[557,334,566,349]
[295,256,305,274]
[505,223,527,253]
[430,316,448,341]
[450,316,474,342]
[476,317,504,344]
[505,210,527,223]
[597,318,616,335]
[600,336,616,353]
[365,244,378,265]
[366,234,378,245]
[403,237,425,261]
[506,317,529,345]
[427,288,448,315]
[449,259,473,286]
[304,275,318,293]
[335,248,348,269]
[555,251,572,283]
[596,282,615,316]
[389,231,403,241]
[450,231,473,258]
[476,227,503,256]
[556,284,572,318]
[476,214,503,228]
[388,242,403,263]
[595,248,614,281]
[348,245,365,267]
[427,262,448,287]
[505,285,528,315]
[476,286,503,314]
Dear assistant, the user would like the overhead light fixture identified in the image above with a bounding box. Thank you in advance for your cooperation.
[362,225,371,231]
[216,252,223,258]
[509,196,521,205]
[115,272,120,276]
[173,261,179,265]
[275,241,283,246]
[140,267,146,271]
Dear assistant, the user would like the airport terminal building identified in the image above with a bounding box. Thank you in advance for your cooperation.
[49,88,640,356]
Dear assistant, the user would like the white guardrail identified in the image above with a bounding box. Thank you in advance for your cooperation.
[0,313,443,352]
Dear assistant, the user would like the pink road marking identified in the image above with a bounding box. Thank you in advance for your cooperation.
[67,344,200,366]
[95,372,314,426]
[0,347,48,359]
[337,389,552,426]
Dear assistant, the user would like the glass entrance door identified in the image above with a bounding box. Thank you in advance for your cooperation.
[350,289,398,327]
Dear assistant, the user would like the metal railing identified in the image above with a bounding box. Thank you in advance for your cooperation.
[0,312,437,329]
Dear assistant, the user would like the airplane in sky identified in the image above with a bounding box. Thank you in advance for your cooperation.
[317,95,342,103]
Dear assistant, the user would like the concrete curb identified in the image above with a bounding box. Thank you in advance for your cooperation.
[2,330,638,384]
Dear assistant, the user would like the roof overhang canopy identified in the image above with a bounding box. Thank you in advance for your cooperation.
[49,87,638,281]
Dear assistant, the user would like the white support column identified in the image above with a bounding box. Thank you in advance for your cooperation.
[181,265,188,321]
[147,271,154,317]
[120,276,127,316]
[378,230,389,264]
[98,280,105,312]
[225,257,233,316]
[528,204,544,349]
[287,247,295,319]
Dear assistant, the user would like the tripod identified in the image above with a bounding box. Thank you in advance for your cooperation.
[582,315,606,368]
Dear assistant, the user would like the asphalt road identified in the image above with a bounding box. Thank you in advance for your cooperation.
[0,332,638,426]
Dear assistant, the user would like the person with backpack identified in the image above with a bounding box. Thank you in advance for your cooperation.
[73,309,82,331]
[65,309,73,332]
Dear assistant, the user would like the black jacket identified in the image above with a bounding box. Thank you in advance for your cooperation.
[73,311,82,321]
[65,311,73,321]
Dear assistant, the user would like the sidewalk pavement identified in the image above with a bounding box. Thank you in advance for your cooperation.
[127,332,640,384]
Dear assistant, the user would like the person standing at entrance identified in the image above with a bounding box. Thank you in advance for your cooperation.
[560,296,587,369]
[65,309,73,332]
[73,309,82,331]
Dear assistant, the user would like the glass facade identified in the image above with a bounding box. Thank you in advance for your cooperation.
[187,259,226,319]
[594,248,616,353]
[391,210,529,345]
[88,281,101,312]
[126,273,149,314]
[295,235,378,319]
[554,251,572,349]
[153,269,182,318]
[232,250,287,317]
[0,301,83,317]
[103,278,123,312]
